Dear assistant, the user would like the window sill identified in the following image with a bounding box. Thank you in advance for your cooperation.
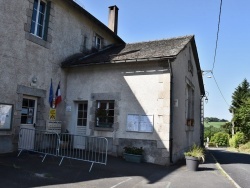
[94,127,114,132]
[25,32,51,49]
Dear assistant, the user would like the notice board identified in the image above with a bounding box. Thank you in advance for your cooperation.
[126,114,153,133]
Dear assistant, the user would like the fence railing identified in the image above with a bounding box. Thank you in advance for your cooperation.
[18,128,108,172]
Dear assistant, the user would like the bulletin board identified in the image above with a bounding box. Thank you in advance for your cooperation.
[126,114,154,133]
[0,103,13,130]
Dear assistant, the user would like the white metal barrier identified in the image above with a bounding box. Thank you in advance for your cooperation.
[18,128,59,162]
[18,128,108,172]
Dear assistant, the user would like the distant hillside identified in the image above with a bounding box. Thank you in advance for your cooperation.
[204,121,227,128]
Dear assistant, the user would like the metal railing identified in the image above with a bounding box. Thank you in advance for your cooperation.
[18,128,108,172]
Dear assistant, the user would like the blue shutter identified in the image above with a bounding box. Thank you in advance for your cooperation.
[43,1,51,41]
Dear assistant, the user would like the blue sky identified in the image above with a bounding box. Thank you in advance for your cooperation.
[75,0,250,121]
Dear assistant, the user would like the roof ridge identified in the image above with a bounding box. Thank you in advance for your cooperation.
[126,35,194,45]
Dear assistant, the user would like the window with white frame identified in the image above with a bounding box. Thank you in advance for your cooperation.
[21,97,37,125]
[95,101,114,128]
[186,84,194,126]
[77,103,88,126]
[30,0,47,38]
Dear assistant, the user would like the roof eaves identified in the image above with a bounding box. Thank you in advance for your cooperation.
[62,56,176,68]
[190,36,205,96]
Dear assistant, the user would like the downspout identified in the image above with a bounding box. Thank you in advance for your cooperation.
[168,59,174,163]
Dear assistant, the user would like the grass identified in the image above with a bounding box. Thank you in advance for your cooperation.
[204,121,227,128]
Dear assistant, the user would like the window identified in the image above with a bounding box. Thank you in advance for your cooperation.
[95,101,114,128]
[30,0,47,38]
[95,35,102,50]
[186,84,194,126]
[188,60,193,76]
[21,97,37,125]
[77,103,88,126]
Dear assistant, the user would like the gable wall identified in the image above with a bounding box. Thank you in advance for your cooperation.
[171,42,202,162]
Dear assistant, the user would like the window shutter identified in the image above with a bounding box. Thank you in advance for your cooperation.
[43,1,51,41]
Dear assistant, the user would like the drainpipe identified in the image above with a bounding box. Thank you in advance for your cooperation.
[168,59,174,163]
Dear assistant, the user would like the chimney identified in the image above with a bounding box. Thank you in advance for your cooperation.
[108,5,119,34]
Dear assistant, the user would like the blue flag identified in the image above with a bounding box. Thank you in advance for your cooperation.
[49,79,53,108]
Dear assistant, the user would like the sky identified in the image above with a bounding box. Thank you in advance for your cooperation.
[74,0,250,121]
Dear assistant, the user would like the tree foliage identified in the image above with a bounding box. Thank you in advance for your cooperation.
[229,132,246,148]
[230,79,250,140]
[204,117,228,122]
[211,132,229,147]
[231,79,250,110]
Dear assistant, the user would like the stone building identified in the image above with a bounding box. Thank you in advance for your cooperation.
[0,0,204,165]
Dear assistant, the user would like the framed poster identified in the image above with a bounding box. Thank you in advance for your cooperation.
[126,114,154,133]
[0,103,13,130]
[126,114,139,132]
[139,115,154,132]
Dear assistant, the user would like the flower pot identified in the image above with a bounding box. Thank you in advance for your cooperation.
[124,153,142,163]
[185,156,200,171]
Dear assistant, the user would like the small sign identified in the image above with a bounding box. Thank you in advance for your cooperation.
[49,109,56,120]
[66,105,71,112]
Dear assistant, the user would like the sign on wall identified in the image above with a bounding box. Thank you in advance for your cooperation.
[126,114,154,133]
[0,103,13,130]
[49,109,56,120]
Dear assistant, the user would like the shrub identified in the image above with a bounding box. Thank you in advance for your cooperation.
[123,146,144,155]
[238,142,250,153]
[229,132,246,148]
[208,142,217,147]
[211,132,229,147]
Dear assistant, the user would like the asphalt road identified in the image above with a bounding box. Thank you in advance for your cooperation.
[0,151,234,188]
[209,148,250,188]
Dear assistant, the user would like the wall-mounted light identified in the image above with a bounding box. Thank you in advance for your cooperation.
[205,96,208,103]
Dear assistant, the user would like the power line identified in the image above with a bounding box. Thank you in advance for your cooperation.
[212,0,223,72]
[211,72,230,107]
[205,0,229,108]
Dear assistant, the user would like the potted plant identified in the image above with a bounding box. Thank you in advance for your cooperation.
[184,144,205,171]
[123,146,144,163]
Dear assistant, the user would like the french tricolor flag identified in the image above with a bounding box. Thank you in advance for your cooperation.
[55,81,62,108]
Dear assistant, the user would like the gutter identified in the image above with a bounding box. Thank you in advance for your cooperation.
[62,56,176,68]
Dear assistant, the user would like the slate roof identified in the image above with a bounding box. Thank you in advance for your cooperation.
[61,35,193,68]
[61,35,205,95]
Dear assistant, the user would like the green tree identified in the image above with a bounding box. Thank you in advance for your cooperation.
[231,79,250,110]
[233,98,250,139]
[204,125,222,140]
[230,79,250,136]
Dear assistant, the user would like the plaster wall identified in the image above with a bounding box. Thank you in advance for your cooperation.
[65,61,171,165]
[171,43,202,162]
[0,0,121,152]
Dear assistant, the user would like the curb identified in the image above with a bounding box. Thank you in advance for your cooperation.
[210,152,241,188]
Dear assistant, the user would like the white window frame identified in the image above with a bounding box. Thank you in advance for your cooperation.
[30,0,47,38]
[21,96,37,125]
[77,102,88,127]
[96,100,114,128]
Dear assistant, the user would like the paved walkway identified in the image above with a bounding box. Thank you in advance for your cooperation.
[0,150,236,188]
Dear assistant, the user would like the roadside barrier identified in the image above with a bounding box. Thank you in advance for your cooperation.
[18,128,108,172]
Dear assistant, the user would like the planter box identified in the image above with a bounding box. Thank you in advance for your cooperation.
[124,153,142,163]
[185,156,200,171]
